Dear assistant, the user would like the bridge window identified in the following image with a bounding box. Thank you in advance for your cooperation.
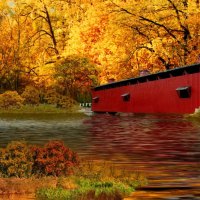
[92,96,99,103]
[176,86,191,98]
[121,93,130,101]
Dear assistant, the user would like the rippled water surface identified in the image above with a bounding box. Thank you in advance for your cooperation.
[0,112,200,199]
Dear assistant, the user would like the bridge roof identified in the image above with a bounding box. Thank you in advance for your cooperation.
[93,63,200,91]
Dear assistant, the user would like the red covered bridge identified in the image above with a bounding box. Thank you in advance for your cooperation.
[92,63,200,114]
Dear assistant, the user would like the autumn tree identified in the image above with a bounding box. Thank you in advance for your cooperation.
[0,0,45,92]
[108,0,200,72]
[54,55,97,100]
[1,0,199,98]
[67,1,125,83]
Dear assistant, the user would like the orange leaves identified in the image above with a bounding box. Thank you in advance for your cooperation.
[81,26,102,44]
[0,0,200,94]
[0,141,79,177]
[32,140,79,176]
[79,14,108,48]
[109,0,200,73]
[0,91,24,109]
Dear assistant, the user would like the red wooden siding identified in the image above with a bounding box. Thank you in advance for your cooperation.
[92,66,200,114]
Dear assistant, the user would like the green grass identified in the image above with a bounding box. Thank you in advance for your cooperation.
[0,104,81,114]
[36,187,73,200]
[36,161,148,200]
[36,178,133,200]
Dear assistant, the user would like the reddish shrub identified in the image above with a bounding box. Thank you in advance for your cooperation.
[31,141,79,176]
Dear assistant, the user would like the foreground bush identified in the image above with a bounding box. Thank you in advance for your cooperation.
[0,141,79,177]
[32,141,79,176]
[0,141,33,177]
[0,91,24,109]
[0,142,147,199]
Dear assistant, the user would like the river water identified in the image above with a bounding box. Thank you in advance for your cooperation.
[0,112,200,199]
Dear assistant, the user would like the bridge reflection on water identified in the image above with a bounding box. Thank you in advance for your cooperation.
[84,114,200,199]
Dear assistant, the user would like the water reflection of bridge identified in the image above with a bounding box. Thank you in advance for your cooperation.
[84,113,200,199]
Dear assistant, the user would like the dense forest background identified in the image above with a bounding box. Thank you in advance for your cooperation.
[0,0,199,103]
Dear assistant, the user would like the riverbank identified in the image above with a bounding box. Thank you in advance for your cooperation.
[0,177,57,195]
[0,104,81,114]
[0,140,146,200]
[1,176,200,200]
[0,167,146,200]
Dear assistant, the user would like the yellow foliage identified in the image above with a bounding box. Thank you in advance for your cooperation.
[0,141,33,177]
[44,89,60,105]
[21,86,40,105]
[0,91,24,109]
[0,0,199,91]
[57,95,76,109]
[44,89,76,108]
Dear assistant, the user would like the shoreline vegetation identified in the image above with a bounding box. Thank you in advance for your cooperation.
[0,89,90,115]
[1,104,199,119]
[0,104,82,114]
[186,108,200,121]
[0,141,147,200]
